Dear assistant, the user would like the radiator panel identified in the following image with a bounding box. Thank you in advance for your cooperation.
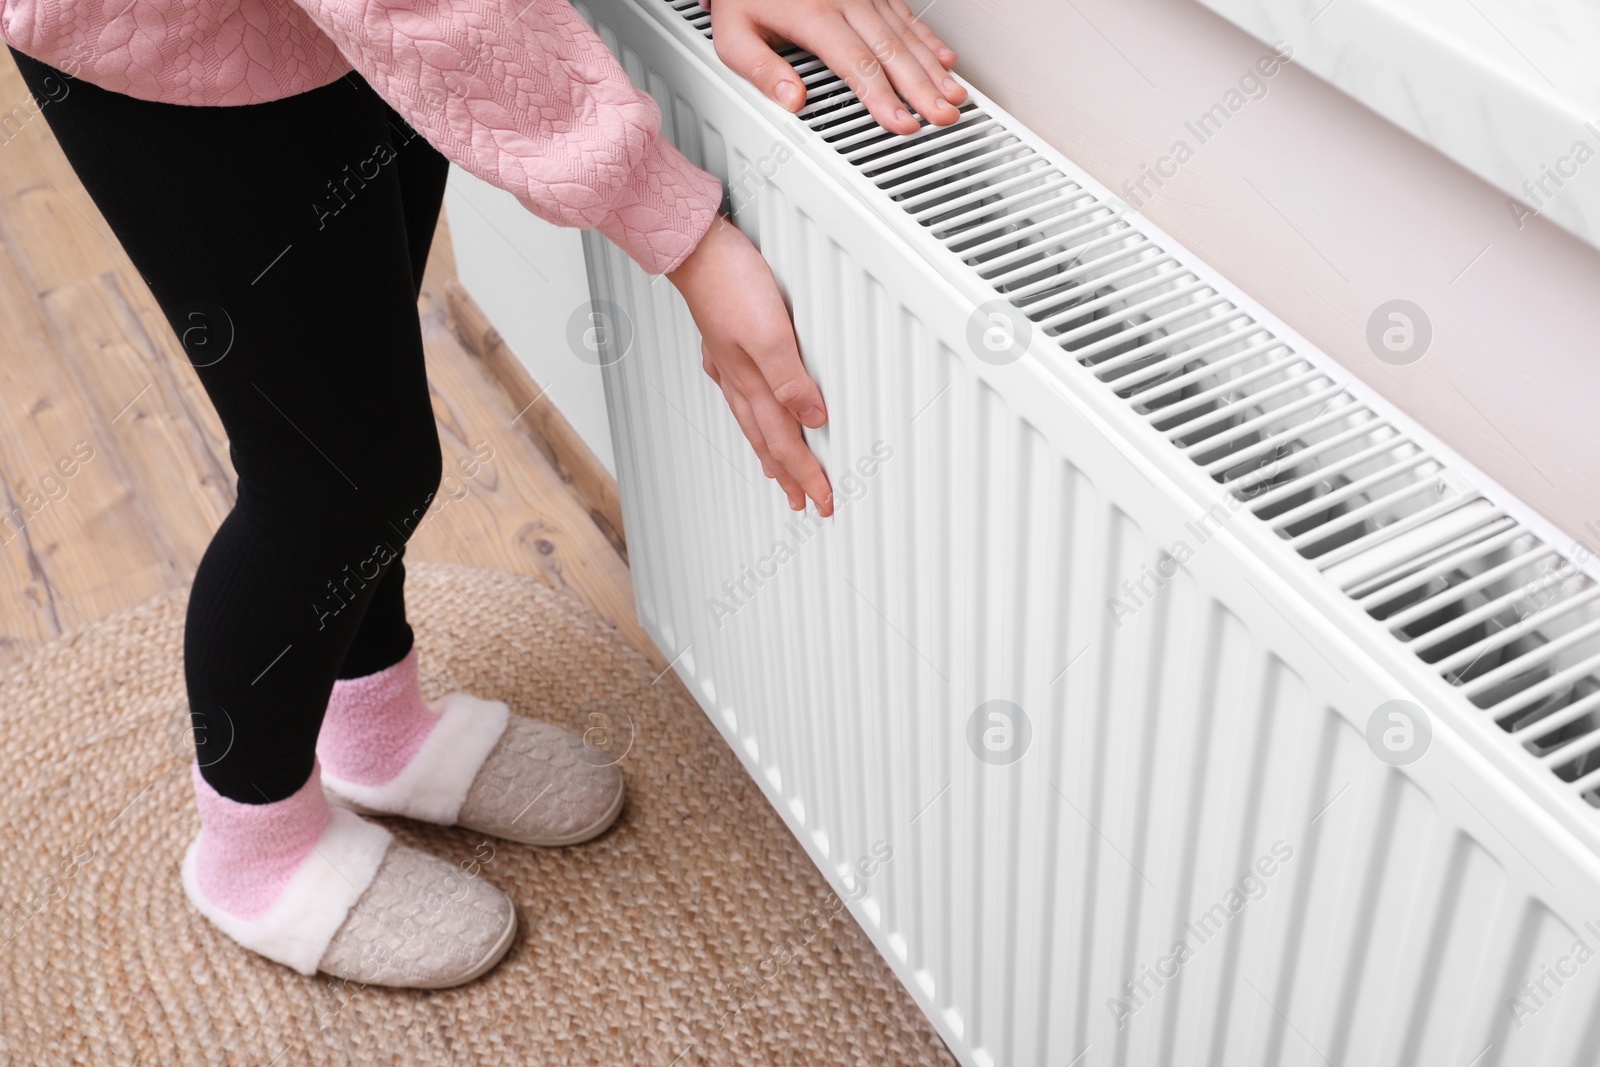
[578,1,1600,1063]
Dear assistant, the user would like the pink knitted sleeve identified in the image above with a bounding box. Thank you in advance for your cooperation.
[292,0,724,274]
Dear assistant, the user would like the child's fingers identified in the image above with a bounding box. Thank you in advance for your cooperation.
[741,332,828,430]
[715,372,809,511]
[800,14,921,135]
[881,8,961,108]
[758,448,807,510]
[842,4,959,123]
[877,0,964,103]
[712,14,809,111]
[716,372,774,471]
[750,396,833,516]
[883,0,958,71]
[770,465,808,511]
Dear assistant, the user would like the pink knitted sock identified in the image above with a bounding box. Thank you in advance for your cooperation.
[188,762,332,921]
[317,647,441,786]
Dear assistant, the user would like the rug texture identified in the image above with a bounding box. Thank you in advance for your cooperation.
[0,561,956,1066]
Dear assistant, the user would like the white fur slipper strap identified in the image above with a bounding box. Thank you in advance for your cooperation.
[320,693,510,825]
[180,807,392,976]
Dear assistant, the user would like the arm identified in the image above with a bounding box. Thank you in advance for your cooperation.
[299,0,836,511]
[668,215,834,516]
[293,0,722,274]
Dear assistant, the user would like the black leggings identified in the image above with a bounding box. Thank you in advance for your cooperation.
[10,48,450,804]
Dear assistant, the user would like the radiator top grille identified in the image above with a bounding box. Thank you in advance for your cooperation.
[660,0,1600,808]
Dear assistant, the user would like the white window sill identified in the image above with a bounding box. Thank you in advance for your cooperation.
[1199,0,1600,250]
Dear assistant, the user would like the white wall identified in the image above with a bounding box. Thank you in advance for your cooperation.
[445,171,611,474]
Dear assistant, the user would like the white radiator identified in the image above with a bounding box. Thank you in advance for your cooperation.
[577,2,1600,1063]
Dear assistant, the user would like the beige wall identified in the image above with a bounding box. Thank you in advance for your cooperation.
[920,0,1600,551]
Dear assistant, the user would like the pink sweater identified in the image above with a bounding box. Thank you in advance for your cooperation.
[0,0,724,273]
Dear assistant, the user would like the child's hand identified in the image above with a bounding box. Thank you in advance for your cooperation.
[708,0,966,137]
[668,215,834,517]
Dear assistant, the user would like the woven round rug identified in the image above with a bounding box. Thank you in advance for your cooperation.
[0,561,955,1066]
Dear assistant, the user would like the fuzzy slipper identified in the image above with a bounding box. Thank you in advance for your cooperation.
[180,762,516,988]
[317,648,626,847]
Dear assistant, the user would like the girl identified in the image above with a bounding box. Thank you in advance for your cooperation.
[1,0,962,987]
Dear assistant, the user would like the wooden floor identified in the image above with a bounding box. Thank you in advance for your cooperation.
[0,51,663,675]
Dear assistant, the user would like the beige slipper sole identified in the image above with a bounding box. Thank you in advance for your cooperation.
[325,780,626,848]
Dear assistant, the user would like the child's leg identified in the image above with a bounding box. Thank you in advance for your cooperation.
[299,107,626,847]
[10,48,445,804]
[334,110,450,683]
